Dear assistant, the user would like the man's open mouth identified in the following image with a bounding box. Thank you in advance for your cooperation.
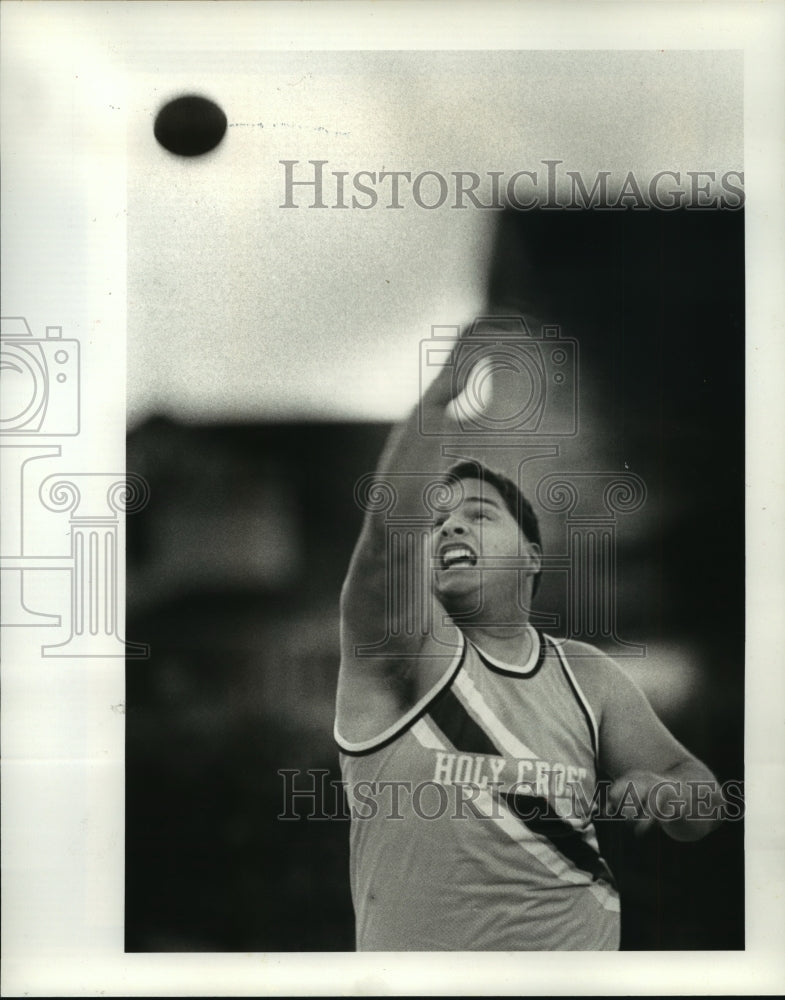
[440,544,478,570]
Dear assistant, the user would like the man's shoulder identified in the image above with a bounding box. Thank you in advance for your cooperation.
[544,635,629,714]
[545,634,615,668]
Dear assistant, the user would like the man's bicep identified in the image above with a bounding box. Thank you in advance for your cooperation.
[339,536,387,645]
[597,660,694,781]
[340,515,448,657]
[340,580,462,689]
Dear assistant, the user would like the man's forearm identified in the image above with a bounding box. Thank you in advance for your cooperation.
[609,763,726,842]
[340,361,462,656]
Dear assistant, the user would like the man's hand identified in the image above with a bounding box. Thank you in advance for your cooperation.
[607,767,725,842]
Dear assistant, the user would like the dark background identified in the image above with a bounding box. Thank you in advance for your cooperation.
[126,207,744,951]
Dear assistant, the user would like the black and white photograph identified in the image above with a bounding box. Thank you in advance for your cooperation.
[2,2,785,996]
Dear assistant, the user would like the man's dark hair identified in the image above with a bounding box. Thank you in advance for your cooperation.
[443,460,543,599]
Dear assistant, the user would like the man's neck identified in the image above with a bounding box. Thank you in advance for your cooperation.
[456,620,535,665]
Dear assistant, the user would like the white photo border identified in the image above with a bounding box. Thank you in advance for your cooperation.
[2,1,784,995]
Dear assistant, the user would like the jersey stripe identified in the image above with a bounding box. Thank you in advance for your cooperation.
[412,717,618,913]
[334,633,466,755]
[453,667,538,759]
[434,656,614,894]
[549,638,600,760]
[411,716,448,750]
[454,665,599,835]
[428,685,501,757]
[500,791,613,883]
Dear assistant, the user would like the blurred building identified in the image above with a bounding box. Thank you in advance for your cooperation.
[125,418,388,950]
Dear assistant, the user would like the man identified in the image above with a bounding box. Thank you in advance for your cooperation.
[335,324,724,951]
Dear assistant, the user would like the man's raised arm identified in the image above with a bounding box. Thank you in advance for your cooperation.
[336,356,465,746]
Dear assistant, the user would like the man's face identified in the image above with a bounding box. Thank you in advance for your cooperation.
[431,477,540,615]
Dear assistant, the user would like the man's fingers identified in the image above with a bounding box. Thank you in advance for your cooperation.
[421,360,458,408]
[422,345,502,414]
[421,315,544,414]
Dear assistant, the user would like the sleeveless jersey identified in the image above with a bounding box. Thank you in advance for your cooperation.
[335,629,620,951]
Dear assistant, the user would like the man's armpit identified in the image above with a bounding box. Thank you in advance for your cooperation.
[335,630,464,751]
